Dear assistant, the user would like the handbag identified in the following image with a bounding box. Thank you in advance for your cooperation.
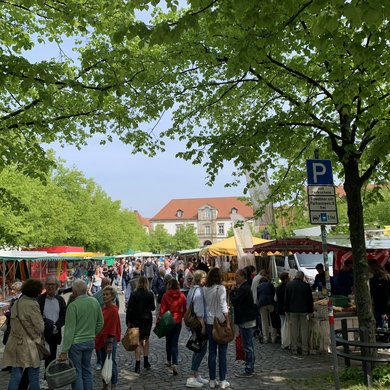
[16,301,51,360]
[184,288,201,330]
[101,353,113,384]
[211,288,234,344]
[153,310,176,338]
[186,332,207,353]
[121,327,139,351]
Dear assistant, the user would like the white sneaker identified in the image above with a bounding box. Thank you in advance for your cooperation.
[209,380,218,388]
[220,380,230,389]
[197,376,209,385]
[40,379,49,389]
[186,377,204,388]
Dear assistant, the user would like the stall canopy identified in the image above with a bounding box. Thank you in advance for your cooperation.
[247,238,390,272]
[201,236,269,257]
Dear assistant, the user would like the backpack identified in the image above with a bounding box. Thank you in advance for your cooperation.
[144,263,155,279]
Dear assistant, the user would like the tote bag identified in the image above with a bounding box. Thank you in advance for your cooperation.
[121,327,139,351]
[101,354,113,384]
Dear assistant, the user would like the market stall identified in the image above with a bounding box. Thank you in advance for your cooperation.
[247,238,390,353]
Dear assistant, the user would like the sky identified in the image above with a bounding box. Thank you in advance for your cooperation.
[51,137,246,218]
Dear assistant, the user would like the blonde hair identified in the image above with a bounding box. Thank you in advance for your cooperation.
[193,270,207,285]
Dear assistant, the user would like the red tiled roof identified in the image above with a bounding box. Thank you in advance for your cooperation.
[134,211,150,227]
[151,197,253,221]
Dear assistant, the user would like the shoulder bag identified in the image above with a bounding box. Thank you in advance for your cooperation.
[212,287,235,344]
[16,301,50,360]
[184,288,202,331]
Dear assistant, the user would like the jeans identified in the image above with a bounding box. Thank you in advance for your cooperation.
[68,339,94,390]
[98,340,118,385]
[191,331,208,372]
[206,323,228,381]
[239,326,255,374]
[166,322,182,365]
[8,367,40,390]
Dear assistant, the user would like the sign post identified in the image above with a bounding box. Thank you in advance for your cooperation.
[307,152,340,390]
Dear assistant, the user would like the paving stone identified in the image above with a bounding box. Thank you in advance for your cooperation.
[0,293,336,389]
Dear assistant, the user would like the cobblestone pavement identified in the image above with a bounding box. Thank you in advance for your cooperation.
[0,293,337,390]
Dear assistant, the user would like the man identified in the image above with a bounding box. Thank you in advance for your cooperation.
[312,263,326,292]
[37,276,67,388]
[230,269,257,377]
[152,268,166,297]
[275,272,290,349]
[59,279,104,390]
[284,271,314,355]
[335,259,354,296]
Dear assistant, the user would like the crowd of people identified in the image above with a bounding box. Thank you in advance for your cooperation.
[1,256,390,390]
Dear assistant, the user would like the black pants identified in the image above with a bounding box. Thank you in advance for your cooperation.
[44,336,59,379]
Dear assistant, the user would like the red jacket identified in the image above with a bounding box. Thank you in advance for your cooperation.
[95,304,121,350]
[160,289,186,323]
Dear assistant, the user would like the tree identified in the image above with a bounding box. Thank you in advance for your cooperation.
[118,0,390,339]
[0,0,165,180]
[173,224,200,250]
[149,224,175,253]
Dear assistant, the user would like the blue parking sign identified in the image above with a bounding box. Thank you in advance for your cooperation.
[306,160,334,185]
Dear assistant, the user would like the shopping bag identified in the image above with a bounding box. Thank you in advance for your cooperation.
[153,311,176,338]
[121,327,139,351]
[101,354,113,384]
[235,334,245,361]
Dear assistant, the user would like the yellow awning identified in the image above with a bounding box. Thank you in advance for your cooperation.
[201,236,269,257]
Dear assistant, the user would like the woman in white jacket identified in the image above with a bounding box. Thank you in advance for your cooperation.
[203,268,231,389]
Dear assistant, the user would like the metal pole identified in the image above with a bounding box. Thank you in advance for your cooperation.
[315,149,340,390]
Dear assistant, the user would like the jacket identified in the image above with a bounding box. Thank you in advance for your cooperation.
[126,288,156,325]
[275,283,287,316]
[230,281,256,325]
[152,275,165,296]
[160,288,186,324]
[257,278,275,308]
[36,293,67,344]
[2,295,44,368]
[284,278,314,314]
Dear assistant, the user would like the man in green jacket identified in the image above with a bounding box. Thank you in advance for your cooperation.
[59,279,104,390]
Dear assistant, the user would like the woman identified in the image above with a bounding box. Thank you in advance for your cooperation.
[368,261,390,328]
[183,261,194,290]
[159,278,186,375]
[203,267,231,389]
[3,279,44,390]
[185,270,209,388]
[90,266,104,294]
[126,276,155,373]
[95,286,121,390]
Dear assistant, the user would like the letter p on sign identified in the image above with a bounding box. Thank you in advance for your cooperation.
[306,159,334,185]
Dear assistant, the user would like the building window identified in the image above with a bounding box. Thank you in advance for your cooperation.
[205,207,211,219]
[218,224,224,235]
[205,225,211,235]
[231,207,238,214]
[176,224,182,232]
[176,209,183,218]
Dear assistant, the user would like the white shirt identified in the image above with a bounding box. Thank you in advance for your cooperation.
[203,284,228,325]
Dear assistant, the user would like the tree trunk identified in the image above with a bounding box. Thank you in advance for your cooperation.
[343,156,376,342]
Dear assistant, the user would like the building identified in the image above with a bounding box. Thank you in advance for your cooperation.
[150,197,254,246]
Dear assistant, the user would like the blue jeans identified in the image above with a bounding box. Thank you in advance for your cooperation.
[191,331,208,372]
[8,367,40,390]
[239,326,255,374]
[206,324,228,381]
[98,340,118,385]
[166,322,182,365]
[68,340,94,390]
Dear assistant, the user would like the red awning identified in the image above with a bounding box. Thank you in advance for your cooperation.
[247,238,390,272]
